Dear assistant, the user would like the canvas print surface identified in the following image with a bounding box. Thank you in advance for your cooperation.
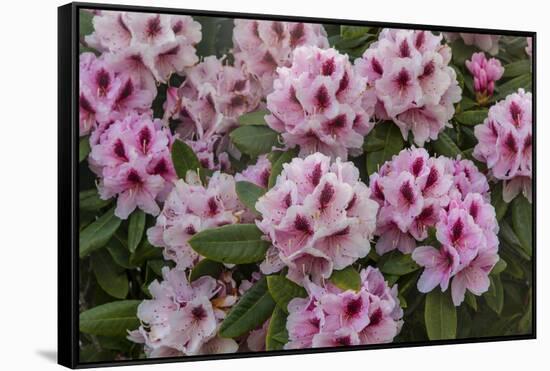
[77,7,534,364]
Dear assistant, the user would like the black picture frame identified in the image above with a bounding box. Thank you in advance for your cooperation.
[58,2,537,368]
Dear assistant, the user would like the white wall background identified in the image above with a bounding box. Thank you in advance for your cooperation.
[0,0,545,369]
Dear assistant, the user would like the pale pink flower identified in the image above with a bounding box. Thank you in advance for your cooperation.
[256,153,378,284]
[444,33,501,55]
[266,46,374,160]
[412,245,460,292]
[233,20,329,94]
[466,52,504,97]
[474,89,532,202]
[235,155,272,188]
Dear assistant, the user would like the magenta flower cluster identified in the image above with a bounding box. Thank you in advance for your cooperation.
[147,172,246,269]
[369,147,489,255]
[286,267,403,349]
[233,20,329,94]
[356,29,462,146]
[466,52,504,98]
[256,153,379,284]
[266,46,374,160]
[473,89,532,202]
[89,112,176,219]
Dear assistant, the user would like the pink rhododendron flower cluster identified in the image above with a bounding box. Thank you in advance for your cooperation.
[412,192,500,306]
[89,112,176,219]
[369,147,490,255]
[147,172,246,269]
[286,267,403,349]
[444,33,501,55]
[164,56,263,170]
[233,20,329,94]
[235,155,272,188]
[473,89,532,203]
[127,267,238,357]
[79,53,154,136]
[266,46,374,160]
[466,52,504,100]
[85,11,202,93]
[356,29,462,146]
[256,153,379,284]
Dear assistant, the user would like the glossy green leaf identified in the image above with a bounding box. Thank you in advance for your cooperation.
[491,183,509,221]
[511,195,532,257]
[366,123,404,175]
[485,275,504,315]
[80,208,122,258]
[238,109,269,126]
[80,189,111,211]
[230,125,280,157]
[378,251,419,276]
[171,139,201,180]
[495,73,532,100]
[266,306,289,350]
[129,239,163,266]
[79,136,91,163]
[91,249,128,299]
[340,25,371,39]
[454,109,488,126]
[219,277,275,338]
[329,266,361,291]
[236,181,266,213]
[491,257,508,275]
[80,300,140,337]
[267,275,307,313]
[189,259,224,282]
[189,224,270,264]
[268,148,298,189]
[431,132,462,158]
[127,210,146,253]
[424,290,457,340]
[502,59,531,78]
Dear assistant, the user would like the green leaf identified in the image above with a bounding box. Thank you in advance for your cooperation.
[236,181,266,213]
[424,290,457,340]
[495,73,532,101]
[460,96,477,111]
[80,300,140,337]
[127,210,146,254]
[465,292,478,311]
[189,224,270,264]
[502,59,531,78]
[171,139,201,180]
[491,183,509,221]
[340,25,371,39]
[106,237,134,269]
[366,123,404,175]
[485,275,504,314]
[454,109,488,126]
[511,195,532,257]
[238,109,269,126]
[450,39,477,66]
[80,208,122,258]
[378,251,419,276]
[189,259,224,282]
[80,189,111,211]
[329,266,361,291]
[219,277,275,338]
[267,275,307,313]
[266,306,288,351]
[268,148,298,189]
[431,131,462,158]
[230,125,280,157]
[499,220,531,261]
[129,239,163,266]
[91,250,128,299]
[363,134,385,152]
[79,136,91,163]
[491,257,507,275]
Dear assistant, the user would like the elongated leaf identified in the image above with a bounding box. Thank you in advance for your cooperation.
[130,239,163,266]
[511,195,532,257]
[341,25,371,39]
[329,266,361,291]
[495,73,532,100]
[499,221,531,261]
[189,224,270,264]
[171,139,201,180]
[106,237,134,269]
[503,59,531,78]
[491,183,509,221]
[465,292,478,311]
[491,257,507,275]
[190,259,224,282]
[91,249,129,299]
[238,109,269,126]
[80,189,111,211]
[127,210,146,253]
[230,125,280,158]
[454,109,488,126]
[266,306,289,350]
[79,136,91,163]
[378,251,419,276]
[485,275,504,315]
[366,123,404,175]
[80,208,122,258]
[267,275,307,313]
[219,277,275,338]
[236,181,266,212]
[431,132,462,158]
[80,300,140,337]
[268,148,298,189]
[424,290,457,340]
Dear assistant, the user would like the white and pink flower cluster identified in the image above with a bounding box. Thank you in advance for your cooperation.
[89,112,176,219]
[128,267,238,357]
[473,89,532,203]
[256,153,379,284]
[79,52,154,136]
[235,155,272,188]
[233,20,329,94]
[86,11,201,93]
[286,267,403,348]
[164,56,263,170]
[466,52,504,99]
[356,29,462,146]
[266,46,374,160]
[369,147,490,255]
[147,172,246,269]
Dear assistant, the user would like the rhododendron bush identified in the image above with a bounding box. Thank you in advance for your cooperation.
[77,9,533,363]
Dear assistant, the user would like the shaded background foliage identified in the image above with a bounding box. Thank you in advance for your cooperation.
[77,10,533,363]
